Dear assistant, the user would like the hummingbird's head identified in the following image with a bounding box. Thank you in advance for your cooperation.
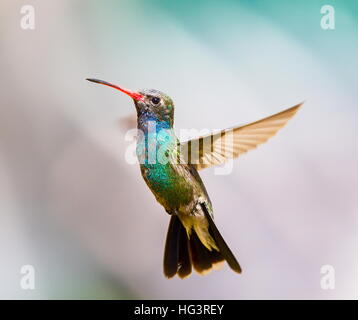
[135,88,174,124]
[86,78,174,126]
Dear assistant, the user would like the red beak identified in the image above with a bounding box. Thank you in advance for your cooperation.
[86,78,144,102]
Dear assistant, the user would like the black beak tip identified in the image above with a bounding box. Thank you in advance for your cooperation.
[86,78,97,83]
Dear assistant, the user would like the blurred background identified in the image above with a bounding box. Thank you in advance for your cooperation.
[1,0,357,299]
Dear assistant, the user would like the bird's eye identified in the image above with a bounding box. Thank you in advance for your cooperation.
[151,97,161,105]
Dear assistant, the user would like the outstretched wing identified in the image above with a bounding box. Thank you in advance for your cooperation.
[179,102,303,170]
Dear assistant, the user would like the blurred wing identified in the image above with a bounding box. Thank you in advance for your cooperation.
[179,103,302,170]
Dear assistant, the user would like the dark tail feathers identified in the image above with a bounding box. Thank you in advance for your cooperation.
[163,205,241,278]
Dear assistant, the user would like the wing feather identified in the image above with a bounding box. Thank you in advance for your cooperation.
[180,103,302,170]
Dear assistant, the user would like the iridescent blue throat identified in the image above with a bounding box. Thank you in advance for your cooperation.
[136,114,175,166]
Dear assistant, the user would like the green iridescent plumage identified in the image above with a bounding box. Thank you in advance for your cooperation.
[133,88,240,276]
[87,77,302,278]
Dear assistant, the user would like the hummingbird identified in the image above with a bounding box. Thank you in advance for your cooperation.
[87,78,302,279]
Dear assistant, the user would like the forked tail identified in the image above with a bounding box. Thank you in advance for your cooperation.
[163,204,241,278]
